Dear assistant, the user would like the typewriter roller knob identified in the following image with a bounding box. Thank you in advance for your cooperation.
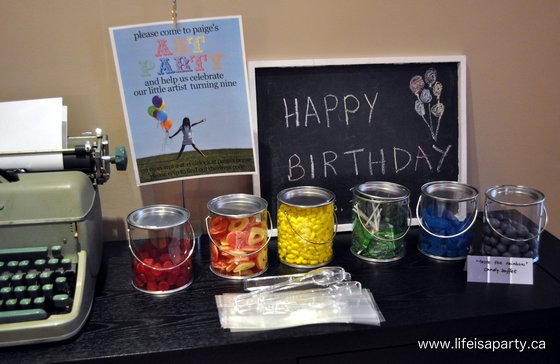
[110,146,128,171]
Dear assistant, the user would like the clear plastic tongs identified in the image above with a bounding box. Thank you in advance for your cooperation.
[234,266,351,311]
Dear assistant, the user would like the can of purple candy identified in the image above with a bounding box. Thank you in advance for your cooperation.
[417,181,479,260]
[482,185,547,262]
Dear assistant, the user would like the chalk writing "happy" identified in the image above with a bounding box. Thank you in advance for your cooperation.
[282,93,378,127]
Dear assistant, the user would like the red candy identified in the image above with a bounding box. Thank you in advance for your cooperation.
[208,215,268,278]
[131,237,193,293]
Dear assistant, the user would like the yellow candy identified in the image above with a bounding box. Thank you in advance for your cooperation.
[277,203,334,267]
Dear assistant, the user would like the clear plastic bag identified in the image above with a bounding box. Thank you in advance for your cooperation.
[215,267,384,331]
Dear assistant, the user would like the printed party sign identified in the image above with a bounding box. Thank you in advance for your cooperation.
[110,16,256,185]
[467,255,533,285]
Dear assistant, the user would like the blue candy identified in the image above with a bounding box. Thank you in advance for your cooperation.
[419,206,473,258]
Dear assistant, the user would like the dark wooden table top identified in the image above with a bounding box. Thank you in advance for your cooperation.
[2,220,560,363]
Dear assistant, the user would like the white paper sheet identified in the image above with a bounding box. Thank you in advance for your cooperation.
[0,98,65,171]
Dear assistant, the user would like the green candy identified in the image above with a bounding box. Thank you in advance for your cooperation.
[352,225,404,260]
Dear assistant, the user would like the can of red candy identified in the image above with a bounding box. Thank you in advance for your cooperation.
[206,194,270,279]
[127,205,196,294]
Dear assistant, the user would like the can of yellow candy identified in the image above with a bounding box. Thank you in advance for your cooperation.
[276,186,336,268]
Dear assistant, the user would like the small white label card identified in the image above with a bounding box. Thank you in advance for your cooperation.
[467,256,533,285]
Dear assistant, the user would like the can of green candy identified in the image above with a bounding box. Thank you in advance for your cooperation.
[351,182,411,262]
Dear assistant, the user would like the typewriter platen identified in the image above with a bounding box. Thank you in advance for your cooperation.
[0,129,127,346]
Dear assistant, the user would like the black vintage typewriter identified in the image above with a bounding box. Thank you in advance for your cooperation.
[0,130,126,346]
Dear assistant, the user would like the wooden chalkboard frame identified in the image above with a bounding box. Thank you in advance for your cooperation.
[249,56,467,234]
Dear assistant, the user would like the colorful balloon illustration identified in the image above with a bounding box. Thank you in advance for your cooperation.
[161,119,172,131]
[147,95,172,133]
[433,81,443,98]
[424,68,437,86]
[420,89,433,104]
[414,100,426,116]
[409,75,425,96]
[152,95,163,109]
[156,110,168,122]
[431,103,445,118]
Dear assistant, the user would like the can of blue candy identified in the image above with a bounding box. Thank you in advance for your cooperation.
[351,182,411,262]
[482,185,547,262]
[417,181,479,260]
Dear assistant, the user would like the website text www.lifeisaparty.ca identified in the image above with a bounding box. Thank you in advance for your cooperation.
[417,337,546,353]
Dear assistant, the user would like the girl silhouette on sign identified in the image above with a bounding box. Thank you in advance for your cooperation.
[169,117,207,159]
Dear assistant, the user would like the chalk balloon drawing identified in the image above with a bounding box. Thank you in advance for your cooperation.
[410,68,445,142]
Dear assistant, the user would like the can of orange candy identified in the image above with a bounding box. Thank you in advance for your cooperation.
[206,194,270,279]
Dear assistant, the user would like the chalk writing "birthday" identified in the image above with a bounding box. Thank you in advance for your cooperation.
[282,92,453,181]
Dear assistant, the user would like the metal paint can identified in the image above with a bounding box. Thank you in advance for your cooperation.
[127,205,195,294]
[276,186,336,268]
[417,181,478,260]
[351,182,411,262]
[482,185,547,262]
[206,194,270,279]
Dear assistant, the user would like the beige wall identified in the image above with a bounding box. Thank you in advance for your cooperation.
[1,0,558,240]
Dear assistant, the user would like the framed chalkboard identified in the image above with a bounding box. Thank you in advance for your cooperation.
[249,56,467,232]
